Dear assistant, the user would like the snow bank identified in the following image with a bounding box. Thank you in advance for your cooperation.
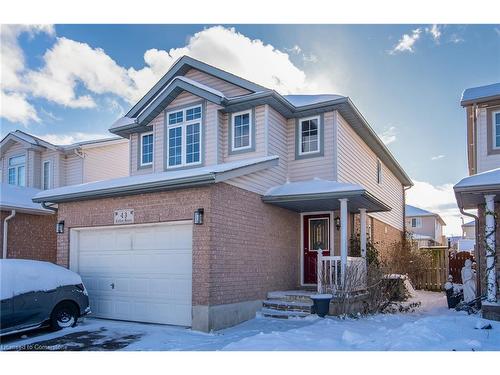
[0,259,82,300]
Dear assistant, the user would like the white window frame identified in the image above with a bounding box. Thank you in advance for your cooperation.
[231,110,253,152]
[411,217,422,228]
[140,131,154,167]
[298,116,321,156]
[492,110,500,150]
[166,104,203,169]
[8,154,26,187]
[42,160,51,190]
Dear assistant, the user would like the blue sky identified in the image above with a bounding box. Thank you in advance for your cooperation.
[1,24,499,234]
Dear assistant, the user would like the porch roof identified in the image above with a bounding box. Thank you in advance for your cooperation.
[454,167,500,209]
[262,179,391,213]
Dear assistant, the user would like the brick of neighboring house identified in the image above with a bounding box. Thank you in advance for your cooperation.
[0,211,57,263]
[476,204,500,301]
[55,182,300,307]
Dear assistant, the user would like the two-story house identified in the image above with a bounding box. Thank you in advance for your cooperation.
[405,204,446,248]
[0,130,129,262]
[34,56,412,332]
[454,82,500,321]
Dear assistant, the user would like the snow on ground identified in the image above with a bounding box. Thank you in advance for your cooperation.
[1,291,498,351]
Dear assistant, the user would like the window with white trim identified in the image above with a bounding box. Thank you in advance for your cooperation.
[299,116,320,155]
[167,104,202,168]
[8,154,26,187]
[411,217,422,228]
[42,160,51,190]
[493,110,500,149]
[140,132,154,166]
[231,110,252,151]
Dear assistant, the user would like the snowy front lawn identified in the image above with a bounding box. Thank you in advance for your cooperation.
[1,291,498,351]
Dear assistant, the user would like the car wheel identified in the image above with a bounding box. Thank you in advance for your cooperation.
[50,302,79,331]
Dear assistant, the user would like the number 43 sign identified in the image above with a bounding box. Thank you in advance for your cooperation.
[114,209,134,224]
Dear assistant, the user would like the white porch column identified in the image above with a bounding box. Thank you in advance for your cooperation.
[484,194,497,303]
[339,198,348,283]
[359,208,367,260]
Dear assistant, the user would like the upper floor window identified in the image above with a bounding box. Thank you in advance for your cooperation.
[8,154,26,187]
[299,116,320,155]
[140,132,154,166]
[493,110,500,149]
[377,159,383,184]
[42,160,51,190]
[167,104,202,168]
[411,217,422,228]
[231,110,252,151]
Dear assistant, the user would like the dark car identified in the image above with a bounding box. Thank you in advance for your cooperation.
[0,259,90,337]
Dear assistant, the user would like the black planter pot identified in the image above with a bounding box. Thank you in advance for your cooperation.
[311,294,332,317]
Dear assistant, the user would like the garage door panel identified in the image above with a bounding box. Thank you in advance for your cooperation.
[72,222,193,326]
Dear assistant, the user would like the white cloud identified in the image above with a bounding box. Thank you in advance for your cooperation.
[37,132,111,145]
[0,91,40,124]
[286,45,302,54]
[449,33,465,44]
[426,24,441,43]
[406,180,463,236]
[0,24,54,124]
[379,126,397,145]
[3,25,336,125]
[390,28,422,54]
[431,154,445,160]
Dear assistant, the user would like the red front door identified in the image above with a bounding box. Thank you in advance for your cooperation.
[303,214,330,284]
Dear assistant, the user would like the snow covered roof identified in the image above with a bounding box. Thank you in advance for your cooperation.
[0,183,53,214]
[462,220,475,227]
[405,205,445,225]
[33,155,279,203]
[411,234,434,240]
[461,82,500,106]
[283,94,346,107]
[454,168,500,209]
[263,178,390,213]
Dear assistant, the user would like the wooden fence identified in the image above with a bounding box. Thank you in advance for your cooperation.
[412,246,449,291]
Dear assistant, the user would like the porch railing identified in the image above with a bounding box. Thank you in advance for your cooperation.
[317,254,367,294]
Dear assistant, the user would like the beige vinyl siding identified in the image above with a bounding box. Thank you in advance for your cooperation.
[205,101,223,166]
[184,68,251,98]
[82,141,129,183]
[287,111,336,182]
[1,142,28,186]
[226,106,288,194]
[336,113,403,230]
[64,153,84,186]
[476,107,500,173]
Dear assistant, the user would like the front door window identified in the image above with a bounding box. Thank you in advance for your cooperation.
[309,218,329,251]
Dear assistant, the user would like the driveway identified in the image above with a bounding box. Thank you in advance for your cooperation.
[1,291,498,351]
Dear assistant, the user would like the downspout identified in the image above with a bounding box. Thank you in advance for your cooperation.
[459,207,481,300]
[3,210,16,259]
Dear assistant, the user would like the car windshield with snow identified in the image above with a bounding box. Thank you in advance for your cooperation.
[0,259,90,336]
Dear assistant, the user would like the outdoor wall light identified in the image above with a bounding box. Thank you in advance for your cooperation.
[194,208,204,225]
[334,216,341,231]
[56,220,65,234]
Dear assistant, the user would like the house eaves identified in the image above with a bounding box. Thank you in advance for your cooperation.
[33,155,279,204]
[126,55,267,119]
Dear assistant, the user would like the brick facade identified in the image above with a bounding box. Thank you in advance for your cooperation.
[0,211,57,263]
[55,183,299,307]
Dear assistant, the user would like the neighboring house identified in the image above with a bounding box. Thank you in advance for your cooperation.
[0,130,129,262]
[454,82,500,321]
[405,204,446,247]
[462,220,476,239]
[33,56,412,332]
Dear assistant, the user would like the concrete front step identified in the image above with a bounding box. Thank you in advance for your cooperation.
[262,299,313,313]
[260,308,311,319]
[266,290,316,303]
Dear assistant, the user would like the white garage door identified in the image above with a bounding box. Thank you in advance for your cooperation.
[70,221,192,326]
